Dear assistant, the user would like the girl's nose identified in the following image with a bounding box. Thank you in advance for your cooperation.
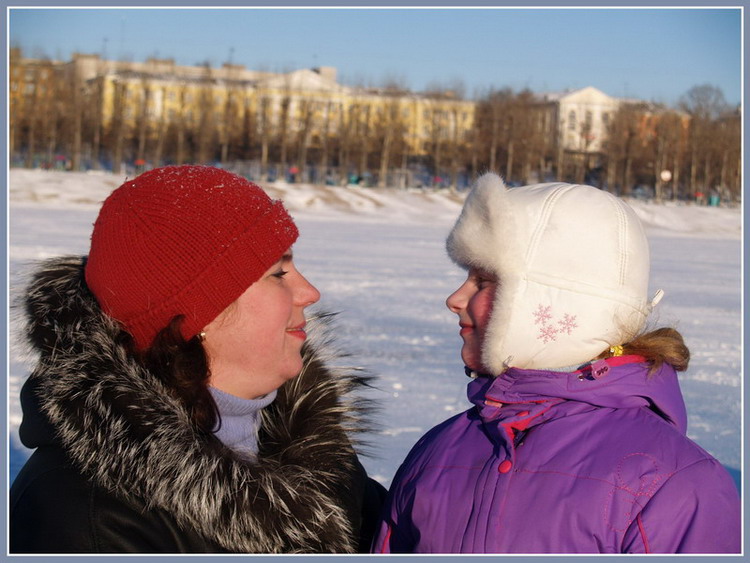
[446,281,469,313]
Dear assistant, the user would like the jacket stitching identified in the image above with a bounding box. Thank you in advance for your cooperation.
[636,513,650,553]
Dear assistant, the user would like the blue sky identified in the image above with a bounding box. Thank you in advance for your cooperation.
[8,6,742,107]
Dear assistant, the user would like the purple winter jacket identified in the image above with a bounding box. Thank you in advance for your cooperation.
[373,356,740,554]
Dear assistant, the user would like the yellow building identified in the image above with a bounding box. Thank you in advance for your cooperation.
[10,50,475,177]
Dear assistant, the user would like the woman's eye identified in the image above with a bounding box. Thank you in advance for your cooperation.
[272,269,289,279]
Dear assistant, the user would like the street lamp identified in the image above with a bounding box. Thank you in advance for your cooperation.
[659,169,672,201]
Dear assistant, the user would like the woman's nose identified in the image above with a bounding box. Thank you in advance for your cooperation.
[297,274,321,307]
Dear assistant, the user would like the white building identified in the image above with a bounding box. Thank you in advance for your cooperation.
[541,86,624,154]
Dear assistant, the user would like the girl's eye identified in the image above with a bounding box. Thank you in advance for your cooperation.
[272,269,289,279]
[473,275,496,290]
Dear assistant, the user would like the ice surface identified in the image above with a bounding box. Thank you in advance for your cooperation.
[7,169,742,489]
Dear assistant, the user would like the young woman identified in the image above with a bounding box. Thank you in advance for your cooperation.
[372,173,740,554]
[10,165,385,553]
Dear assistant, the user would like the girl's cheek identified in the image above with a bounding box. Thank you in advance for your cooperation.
[473,288,496,325]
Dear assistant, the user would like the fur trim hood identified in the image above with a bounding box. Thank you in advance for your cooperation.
[18,255,375,553]
[447,173,660,372]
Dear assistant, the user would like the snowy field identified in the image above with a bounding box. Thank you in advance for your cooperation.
[6,168,743,491]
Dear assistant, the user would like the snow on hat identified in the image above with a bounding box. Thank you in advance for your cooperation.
[447,172,662,373]
[85,165,299,350]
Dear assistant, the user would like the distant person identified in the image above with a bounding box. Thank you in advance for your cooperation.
[288,165,299,183]
[372,173,740,554]
[10,165,385,553]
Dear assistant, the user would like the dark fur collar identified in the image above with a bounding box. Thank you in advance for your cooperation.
[20,256,375,553]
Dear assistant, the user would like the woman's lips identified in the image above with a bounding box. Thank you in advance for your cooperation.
[286,323,307,340]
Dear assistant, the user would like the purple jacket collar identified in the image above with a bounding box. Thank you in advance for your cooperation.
[468,357,688,438]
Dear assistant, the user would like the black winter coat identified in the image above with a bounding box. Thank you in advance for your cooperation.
[10,256,386,553]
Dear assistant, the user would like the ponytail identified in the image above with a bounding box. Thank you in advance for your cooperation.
[599,327,690,375]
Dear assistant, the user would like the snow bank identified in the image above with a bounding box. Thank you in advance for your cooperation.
[9,168,741,238]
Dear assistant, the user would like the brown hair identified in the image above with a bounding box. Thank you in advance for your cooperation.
[125,315,219,434]
[598,326,690,374]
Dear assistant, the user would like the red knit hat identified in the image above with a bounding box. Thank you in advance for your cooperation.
[85,165,299,350]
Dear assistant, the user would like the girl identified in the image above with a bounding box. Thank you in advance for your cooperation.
[373,173,740,554]
[11,165,385,553]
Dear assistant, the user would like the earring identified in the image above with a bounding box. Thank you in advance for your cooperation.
[198,331,206,342]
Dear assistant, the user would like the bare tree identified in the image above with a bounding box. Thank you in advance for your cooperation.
[109,78,129,174]
[335,101,358,184]
[173,83,189,165]
[522,90,554,184]
[420,82,463,186]
[317,100,336,183]
[87,72,106,170]
[9,47,23,162]
[135,78,152,166]
[195,63,217,164]
[650,110,686,200]
[64,59,85,171]
[475,88,513,175]
[356,103,372,181]
[218,65,244,165]
[679,84,730,121]
[374,82,408,187]
[9,52,50,168]
[255,87,273,178]
[152,85,169,167]
[602,103,644,195]
[716,109,741,201]
[295,98,316,180]
[679,84,730,197]
[473,88,551,185]
[237,96,256,166]
[274,96,291,177]
[273,72,297,179]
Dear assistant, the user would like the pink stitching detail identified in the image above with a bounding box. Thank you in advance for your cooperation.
[603,453,673,533]
[533,305,577,342]
[533,304,553,325]
[637,513,651,553]
[558,313,578,335]
[538,323,559,343]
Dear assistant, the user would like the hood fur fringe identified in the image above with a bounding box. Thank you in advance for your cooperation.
[21,255,376,553]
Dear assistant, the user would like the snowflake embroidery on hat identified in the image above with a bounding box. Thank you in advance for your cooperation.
[533,306,577,343]
[558,313,578,335]
[538,323,559,344]
[533,305,553,325]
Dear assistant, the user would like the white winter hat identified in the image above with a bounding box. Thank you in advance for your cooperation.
[447,173,661,373]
